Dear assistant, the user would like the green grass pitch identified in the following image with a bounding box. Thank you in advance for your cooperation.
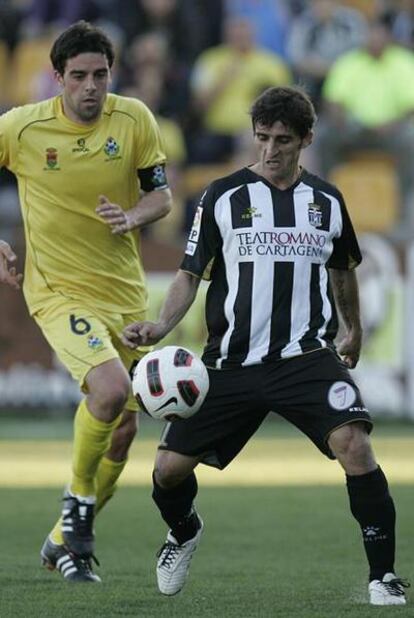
[0,484,412,618]
[1,418,413,616]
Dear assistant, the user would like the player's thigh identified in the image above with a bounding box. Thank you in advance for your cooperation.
[33,302,119,389]
[264,349,372,459]
[159,365,268,470]
[327,420,377,473]
[108,309,152,412]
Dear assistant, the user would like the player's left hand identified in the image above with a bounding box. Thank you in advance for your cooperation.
[122,321,166,349]
[96,195,132,234]
[337,330,362,369]
[0,240,23,290]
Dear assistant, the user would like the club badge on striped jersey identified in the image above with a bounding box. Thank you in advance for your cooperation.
[308,204,323,228]
[186,205,203,255]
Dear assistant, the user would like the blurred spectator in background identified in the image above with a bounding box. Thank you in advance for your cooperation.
[0,167,20,245]
[383,0,414,49]
[287,0,367,109]
[108,0,224,64]
[0,0,23,53]
[122,42,187,243]
[188,16,291,163]
[317,17,414,238]
[120,31,187,119]
[112,0,225,129]
[226,0,291,59]
[21,0,104,38]
[0,1,24,109]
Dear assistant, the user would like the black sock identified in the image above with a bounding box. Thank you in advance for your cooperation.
[346,466,396,581]
[152,472,200,544]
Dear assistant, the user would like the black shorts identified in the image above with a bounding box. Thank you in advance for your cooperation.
[159,348,372,469]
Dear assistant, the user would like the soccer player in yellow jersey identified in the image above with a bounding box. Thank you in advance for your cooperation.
[0,21,172,582]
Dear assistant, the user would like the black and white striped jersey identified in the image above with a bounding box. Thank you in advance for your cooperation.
[181,167,362,369]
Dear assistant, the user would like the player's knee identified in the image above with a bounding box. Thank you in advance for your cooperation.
[89,375,130,419]
[105,382,130,412]
[329,422,373,466]
[153,451,189,489]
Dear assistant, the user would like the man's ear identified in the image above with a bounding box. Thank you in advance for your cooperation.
[54,70,64,87]
[302,130,314,149]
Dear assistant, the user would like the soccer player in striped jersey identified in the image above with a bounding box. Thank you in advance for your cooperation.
[123,86,407,605]
[0,21,172,582]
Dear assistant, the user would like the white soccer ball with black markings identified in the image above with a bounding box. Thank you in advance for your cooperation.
[132,346,209,421]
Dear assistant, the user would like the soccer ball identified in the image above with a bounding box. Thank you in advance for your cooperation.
[132,345,209,421]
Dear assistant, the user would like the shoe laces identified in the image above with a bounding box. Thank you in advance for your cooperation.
[382,577,410,596]
[157,542,182,569]
[72,553,100,573]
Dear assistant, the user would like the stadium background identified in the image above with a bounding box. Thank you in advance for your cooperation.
[0,2,413,616]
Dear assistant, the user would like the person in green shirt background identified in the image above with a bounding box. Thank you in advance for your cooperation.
[316,16,414,238]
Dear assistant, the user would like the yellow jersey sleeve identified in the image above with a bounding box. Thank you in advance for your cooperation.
[0,106,20,170]
[131,99,167,170]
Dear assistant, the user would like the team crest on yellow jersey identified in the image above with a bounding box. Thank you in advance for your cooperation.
[87,335,105,351]
[104,137,121,159]
[44,147,60,170]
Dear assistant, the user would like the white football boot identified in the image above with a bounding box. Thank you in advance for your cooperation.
[369,572,409,605]
[156,516,203,595]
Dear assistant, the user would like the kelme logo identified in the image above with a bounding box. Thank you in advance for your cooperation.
[241,207,261,220]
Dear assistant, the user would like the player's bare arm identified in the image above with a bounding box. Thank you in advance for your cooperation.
[96,188,172,235]
[122,270,200,348]
[329,268,362,369]
[0,240,23,290]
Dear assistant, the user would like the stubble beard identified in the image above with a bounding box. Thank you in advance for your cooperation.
[78,102,102,123]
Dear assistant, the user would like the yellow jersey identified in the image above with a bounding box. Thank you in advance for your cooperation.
[0,93,166,315]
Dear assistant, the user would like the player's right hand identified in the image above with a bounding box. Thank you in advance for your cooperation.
[0,240,23,290]
[122,321,166,349]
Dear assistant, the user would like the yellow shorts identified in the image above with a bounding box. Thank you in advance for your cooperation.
[34,299,150,411]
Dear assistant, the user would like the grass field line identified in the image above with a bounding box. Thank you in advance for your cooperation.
[1,437,413,487]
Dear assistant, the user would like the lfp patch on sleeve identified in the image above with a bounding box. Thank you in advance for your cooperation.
[185,206,203,255]
[185,240,197,256]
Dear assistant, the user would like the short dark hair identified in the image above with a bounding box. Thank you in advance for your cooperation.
[250,86,317,138]
[50,20,115,76]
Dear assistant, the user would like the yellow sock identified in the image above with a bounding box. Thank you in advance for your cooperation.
[50,517,64,545]
[95,456,127,514]
[70,399,120,497]
[49,456,127,545]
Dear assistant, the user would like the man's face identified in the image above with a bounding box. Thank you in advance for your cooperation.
[253,121,312,180]
[56,52,111,124]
